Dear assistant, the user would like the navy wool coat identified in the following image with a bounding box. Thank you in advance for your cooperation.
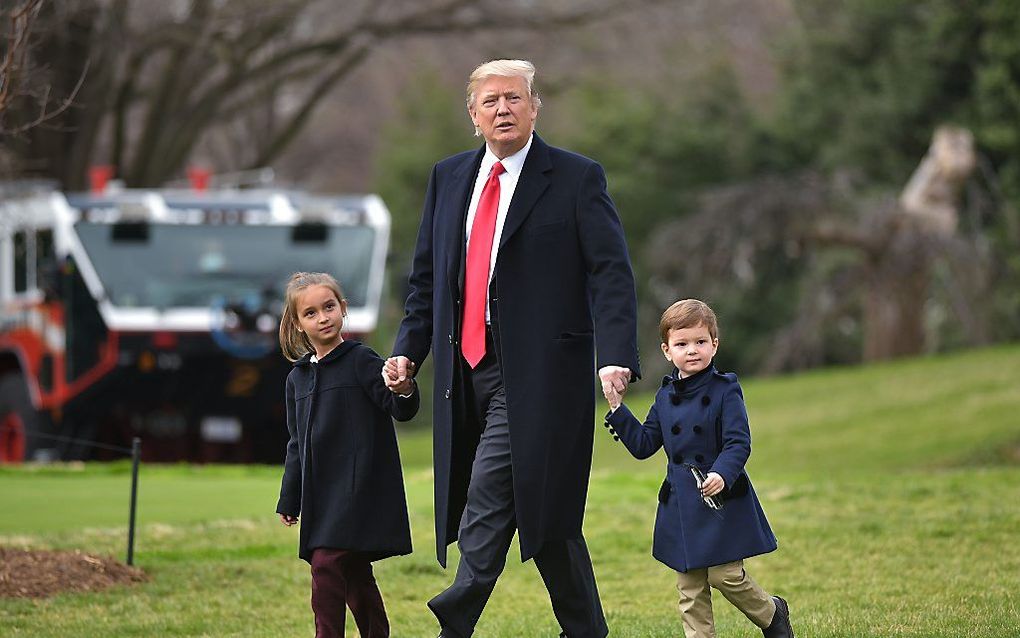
[606,364,776,572]
[276,341,418,563]
[394,134,641,565]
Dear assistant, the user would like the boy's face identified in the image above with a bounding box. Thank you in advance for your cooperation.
[296,284,346,351]
[661,324,719,378]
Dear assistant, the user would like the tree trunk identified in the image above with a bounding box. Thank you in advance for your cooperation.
[861,224,931,361]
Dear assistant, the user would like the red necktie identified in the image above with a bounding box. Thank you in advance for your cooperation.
[462,161,505,368]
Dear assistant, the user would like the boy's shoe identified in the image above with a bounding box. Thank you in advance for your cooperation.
[762,595,794,638]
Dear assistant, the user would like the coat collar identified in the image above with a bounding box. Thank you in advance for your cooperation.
[445,146,486,296]
[661,362,716,394]
[292,340,358,367]
[498,132,552,251]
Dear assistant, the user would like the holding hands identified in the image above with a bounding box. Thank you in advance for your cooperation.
[382,356,416,395]
[599,366,631,411]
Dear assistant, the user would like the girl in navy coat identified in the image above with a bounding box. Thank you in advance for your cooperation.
[603,299,794,638]
[276,272,418,638]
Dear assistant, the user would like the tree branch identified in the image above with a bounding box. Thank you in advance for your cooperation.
[0,0,44,127]
[250,44,371,168]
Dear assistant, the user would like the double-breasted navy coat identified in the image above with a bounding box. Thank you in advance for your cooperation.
[606,363,777,572]
[393,134,641,566]
[276,340,418,563]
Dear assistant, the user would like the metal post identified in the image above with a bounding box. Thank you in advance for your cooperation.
[126,437,141,566]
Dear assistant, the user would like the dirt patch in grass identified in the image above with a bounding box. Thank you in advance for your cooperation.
[0,547,147,598]
[949,437,1020,469]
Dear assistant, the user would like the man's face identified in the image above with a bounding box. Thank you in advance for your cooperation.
[469,75,538,159]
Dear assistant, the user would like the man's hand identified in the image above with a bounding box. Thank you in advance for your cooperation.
[598,366,631,407]
[384,356,415,382]
[383,356,416,395]
[701,472,725,497]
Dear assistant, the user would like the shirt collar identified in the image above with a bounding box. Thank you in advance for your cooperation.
[301,340,354,365]
[480,132,533,179]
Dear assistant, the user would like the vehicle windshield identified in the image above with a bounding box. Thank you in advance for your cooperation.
[74,222,376,309]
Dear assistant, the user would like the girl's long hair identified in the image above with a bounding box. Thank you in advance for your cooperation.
[279,272,345,362]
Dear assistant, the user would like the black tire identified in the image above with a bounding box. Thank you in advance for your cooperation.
[0,372,41,462]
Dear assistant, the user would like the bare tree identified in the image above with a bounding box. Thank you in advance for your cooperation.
[1,0,662,189]
[0,0,84,137]
[0,0,42,122]
[811,126,978,361]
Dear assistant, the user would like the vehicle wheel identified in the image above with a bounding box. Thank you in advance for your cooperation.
[0,373,39,463]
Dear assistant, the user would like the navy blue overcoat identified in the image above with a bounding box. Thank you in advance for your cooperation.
[393,134,641,565]
[276,341,418,562]
[606,364,776,572]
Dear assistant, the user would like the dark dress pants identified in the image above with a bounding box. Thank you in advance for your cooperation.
[310,548,389,638]
[428,332,608,638]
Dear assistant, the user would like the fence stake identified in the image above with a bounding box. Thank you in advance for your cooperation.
[126,437,141,566]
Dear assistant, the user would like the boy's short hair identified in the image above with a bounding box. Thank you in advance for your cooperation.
[659,299,719,343]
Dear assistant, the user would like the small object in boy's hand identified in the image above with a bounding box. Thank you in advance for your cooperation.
[686,464,723,510]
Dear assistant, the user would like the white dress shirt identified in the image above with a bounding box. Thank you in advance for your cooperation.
[464,133,534,323]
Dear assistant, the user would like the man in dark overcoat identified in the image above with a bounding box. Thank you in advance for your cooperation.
[385,59,640,638]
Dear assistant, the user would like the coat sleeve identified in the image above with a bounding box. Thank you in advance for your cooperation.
[605,401,664,460]
[354,345,420,422]
[392,164,439,369]
[710,379,752,488]
[575,161,641,380]
[276,376,301,516]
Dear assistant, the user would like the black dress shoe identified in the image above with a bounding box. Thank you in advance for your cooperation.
[762,595,794,638]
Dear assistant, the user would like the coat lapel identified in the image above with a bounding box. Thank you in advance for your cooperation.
[444,146,485,298]
[498,134,552,251]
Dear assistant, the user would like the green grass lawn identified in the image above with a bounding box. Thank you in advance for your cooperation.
[2,345,1019,637]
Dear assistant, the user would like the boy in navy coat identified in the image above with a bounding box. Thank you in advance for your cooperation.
[603,299,794,638]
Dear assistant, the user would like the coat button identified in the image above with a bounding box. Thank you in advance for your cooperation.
[672,451,683,464]
[693,425,703,434]
[444,389,451,399]
[608,428,616,435]
[695,454,705,463]
[603,421,611,428]
[671,424,681,435]
[613,435,620,441]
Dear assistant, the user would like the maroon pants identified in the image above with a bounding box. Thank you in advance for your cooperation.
[310,548,389,638]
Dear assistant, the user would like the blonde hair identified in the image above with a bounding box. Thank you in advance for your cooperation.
[279,272,346,362]
[659,299,719,343]
[466,59,543,113]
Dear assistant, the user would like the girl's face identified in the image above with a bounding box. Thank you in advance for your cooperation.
[295,285,346,352]
[661,323,719,378]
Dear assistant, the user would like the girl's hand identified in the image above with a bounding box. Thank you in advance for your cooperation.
[279,513,298,526]
[701,472,725,497]
[389,378,415,396]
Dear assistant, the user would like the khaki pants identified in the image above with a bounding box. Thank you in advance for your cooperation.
[676,560,776,638]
